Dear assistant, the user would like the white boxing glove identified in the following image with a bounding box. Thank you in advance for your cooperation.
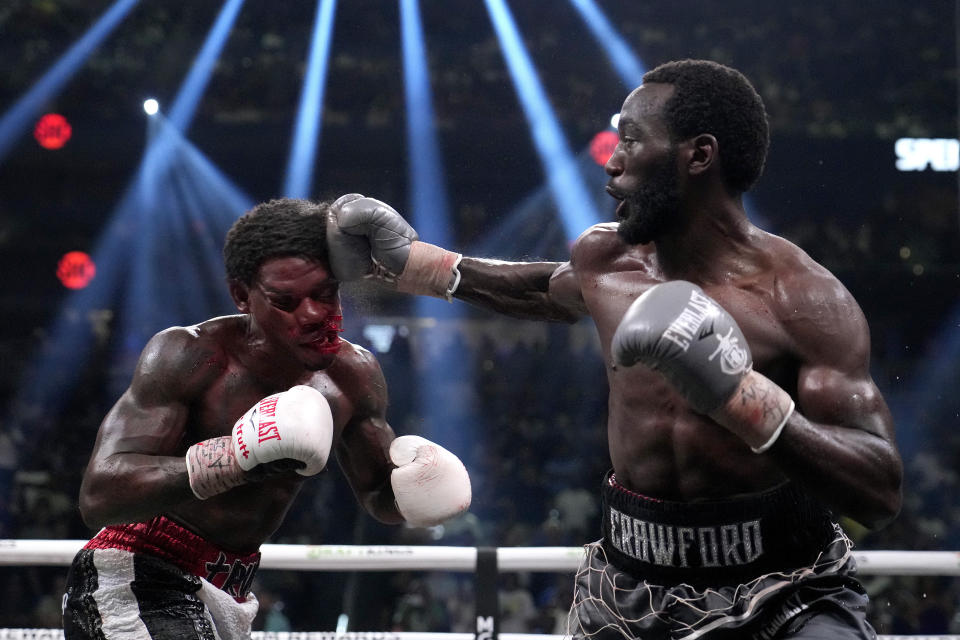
[390,435,472,527]
[186,385,334,499]
[231,385,333,475]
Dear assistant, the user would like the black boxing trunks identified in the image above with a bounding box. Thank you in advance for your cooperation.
[63,515,260,640]
[566,471,876,640]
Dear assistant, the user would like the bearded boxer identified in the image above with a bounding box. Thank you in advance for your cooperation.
[62,198,471,640]
[325,60,902,639]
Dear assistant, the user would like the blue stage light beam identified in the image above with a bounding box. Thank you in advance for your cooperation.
[0,0,141,164]
[401,0,457,319]
[149,116,254,227]
[6,0,254,436]
[8,112,254,419]
[484,0,601,243]
[283,0,338,198]
[401,0,477,456]
[167,0,247,134]
[470,145,613,259]
[400,0,452,248]
[112,0,252,357]
[567,0,645,90]
[114,116,252,395]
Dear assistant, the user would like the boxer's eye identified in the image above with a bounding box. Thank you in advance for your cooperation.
[309,285,339,302]
[269,296,298,312]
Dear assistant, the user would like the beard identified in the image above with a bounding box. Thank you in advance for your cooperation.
[615,150,681,245]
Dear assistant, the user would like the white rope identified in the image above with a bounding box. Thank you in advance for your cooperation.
[8,541,954,639]
[1,539,957,575]
[0,630,958,640]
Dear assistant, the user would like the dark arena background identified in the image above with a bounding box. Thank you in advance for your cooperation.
[0,0,958,635]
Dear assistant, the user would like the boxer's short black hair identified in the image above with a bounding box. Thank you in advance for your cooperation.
[643,59,769,193]
[224,198,331,285]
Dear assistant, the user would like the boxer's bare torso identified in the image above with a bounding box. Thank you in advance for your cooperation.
[79,257,401,551]
[456,220,899,527]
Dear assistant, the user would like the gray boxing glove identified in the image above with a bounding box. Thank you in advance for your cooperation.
[612,280,751,414]
[326,194,419,282]
[612,280,794,453]
[326,194,462,300]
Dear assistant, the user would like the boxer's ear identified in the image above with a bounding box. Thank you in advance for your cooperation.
[686,133,718,177]
[229,279,250,312]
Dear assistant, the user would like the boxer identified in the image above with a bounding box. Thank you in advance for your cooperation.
[62,198,471,640]
[325,60,902,638]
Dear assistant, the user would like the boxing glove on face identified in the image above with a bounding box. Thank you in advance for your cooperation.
[612,280,752,414]
[327,194,461,300]
[390,435,472,527]
[327,195,419,281]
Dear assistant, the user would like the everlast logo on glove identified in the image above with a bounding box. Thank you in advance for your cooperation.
[255,395,282,444]
[612,281,758,416]
[234,396,283,462]
[659,289,750,376]
[661,288,715,351]
[227,386,333,477]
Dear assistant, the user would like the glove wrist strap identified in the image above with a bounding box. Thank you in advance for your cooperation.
[710,371,795,454]
[396,241,463,301]
[185,436,247,500]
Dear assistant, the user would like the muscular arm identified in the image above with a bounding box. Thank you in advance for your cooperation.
[333,348,403,524]
[79,328,220,528]
[768,275,902,529]
[454,257,586,322]
[327,194,588,322]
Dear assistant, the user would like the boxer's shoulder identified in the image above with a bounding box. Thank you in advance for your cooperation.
[741,232,868,363]
[329,339,385,388]
[318,338,388,412]
[753,230,833,285]
[150,314,241,347]
[572,223,652,272]
[755,235,859,320]
[329,337,377,369]
[571,222,621,258]
[136,317,235,394]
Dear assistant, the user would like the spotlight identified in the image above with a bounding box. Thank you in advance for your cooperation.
[610,113,620,129]
[485,0,600,241]
[568,0,646,90]
[143,98,159,116]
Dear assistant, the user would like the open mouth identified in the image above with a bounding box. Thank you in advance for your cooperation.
[605,185,629,217]
[302,332,342,354]
[605,185,625,201]
[606,186,629,220]
[300,324,343,353]
[300,316,344,355]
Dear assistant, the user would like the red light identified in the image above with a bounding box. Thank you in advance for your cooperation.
[34,113,73,150]
[589,130,619,166]
[56,251,96,289]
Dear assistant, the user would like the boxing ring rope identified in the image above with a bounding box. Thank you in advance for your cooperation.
[3,540,960,574]
[2,540,959,640]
